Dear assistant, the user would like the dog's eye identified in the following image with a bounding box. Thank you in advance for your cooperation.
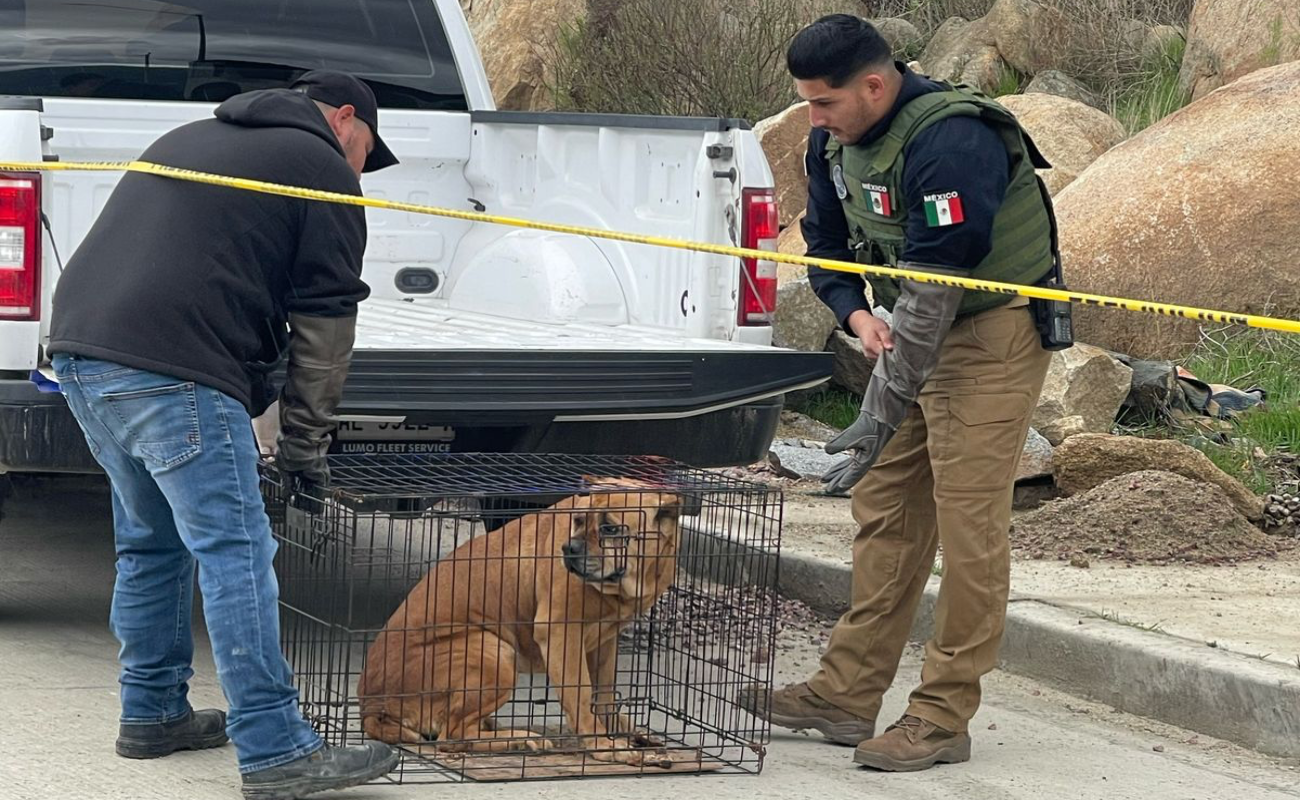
[598,523,631,542]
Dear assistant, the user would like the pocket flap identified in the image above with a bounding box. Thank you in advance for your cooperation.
[949,393,1030,426]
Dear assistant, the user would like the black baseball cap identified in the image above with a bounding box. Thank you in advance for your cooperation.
[290,70,399,173]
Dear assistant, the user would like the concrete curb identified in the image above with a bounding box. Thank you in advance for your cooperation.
[776,551,1300,760]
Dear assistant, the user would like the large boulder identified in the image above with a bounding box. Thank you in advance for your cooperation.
[828,330,871,394]
[826,306,892,393]
[754,102,810,228]
[920,0,1061,90]
[1056,62,1300,358]
[777,211,807,286]
[873,17,924,58]
[464,0,584,110]
[776,211,808,286]
[983,0,1058,76]
[997,94,1126,195]
[1180,0,1300,100]
[772,278,837,353]
[1031,344,1133,445]
[919,17,1006,95]
[1016,428,1055,482]
[1024,70,1106,112]
[1052,433,1264,521]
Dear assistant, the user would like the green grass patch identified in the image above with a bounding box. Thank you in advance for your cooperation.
[1178,327,1300,494]
[796,388,859,431]
[1111,33,1190,134]
[1112,326,1300,494]
[993,64,1026,98]
[1194,441,1273,495]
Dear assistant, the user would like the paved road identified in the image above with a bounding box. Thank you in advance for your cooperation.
[2,477,1297,800]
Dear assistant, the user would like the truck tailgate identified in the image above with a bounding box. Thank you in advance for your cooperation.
[348,299,831,422]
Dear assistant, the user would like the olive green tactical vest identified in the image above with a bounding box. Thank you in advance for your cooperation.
[825,84,1054,317]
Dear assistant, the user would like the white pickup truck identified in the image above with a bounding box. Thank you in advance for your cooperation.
[0,0,830,479]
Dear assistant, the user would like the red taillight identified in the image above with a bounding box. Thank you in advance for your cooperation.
[0,172,41,321]
[739,187,778,326]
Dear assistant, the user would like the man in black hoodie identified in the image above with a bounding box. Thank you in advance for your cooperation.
[48,71,400,799]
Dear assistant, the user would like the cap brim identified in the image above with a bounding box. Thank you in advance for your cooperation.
[362,133,399,173]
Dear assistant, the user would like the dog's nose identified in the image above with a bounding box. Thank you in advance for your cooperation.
[561,538,586,557]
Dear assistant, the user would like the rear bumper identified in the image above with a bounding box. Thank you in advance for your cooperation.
[336,348,832,422]
[0,379,101,474]
[2,347,831,473]
[327,348,830,467]
[0,385,803,474]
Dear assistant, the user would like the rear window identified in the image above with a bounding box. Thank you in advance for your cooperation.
[0,0,466,110]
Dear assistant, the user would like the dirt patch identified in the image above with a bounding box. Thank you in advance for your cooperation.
[1011,470,1291,566]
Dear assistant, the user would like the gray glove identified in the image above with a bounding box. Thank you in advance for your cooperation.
[822,269,966,495]
[277,313,357,501]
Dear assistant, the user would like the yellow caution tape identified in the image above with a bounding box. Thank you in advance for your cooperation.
[5,158,1300,336]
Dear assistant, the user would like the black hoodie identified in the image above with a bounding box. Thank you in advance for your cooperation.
[49,89,370,415]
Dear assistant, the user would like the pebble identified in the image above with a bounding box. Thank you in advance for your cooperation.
[1263,492,1300,534]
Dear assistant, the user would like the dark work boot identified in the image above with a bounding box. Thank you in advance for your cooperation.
[241,742,400,800]
[116,708,230,759]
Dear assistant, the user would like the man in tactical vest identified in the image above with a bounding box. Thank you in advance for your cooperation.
[740,15,1062,771]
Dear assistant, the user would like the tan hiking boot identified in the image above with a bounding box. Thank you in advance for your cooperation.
[852,715,972,772]
[737,682,875,745]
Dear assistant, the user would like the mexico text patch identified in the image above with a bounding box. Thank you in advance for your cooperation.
[923,192,964,227]
[862,182,892,216]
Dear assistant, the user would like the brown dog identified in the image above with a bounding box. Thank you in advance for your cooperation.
[357,479,687,765]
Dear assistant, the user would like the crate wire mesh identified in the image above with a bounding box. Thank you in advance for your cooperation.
[262,453,782,782]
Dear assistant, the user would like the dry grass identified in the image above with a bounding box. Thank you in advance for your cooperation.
[860,0,998,37]
[543,0,1196,128]
[544,0,855,121]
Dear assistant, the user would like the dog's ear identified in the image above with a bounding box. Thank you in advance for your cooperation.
[654,491,702,521]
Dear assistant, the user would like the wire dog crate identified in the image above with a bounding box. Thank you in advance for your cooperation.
[262,453,782,783]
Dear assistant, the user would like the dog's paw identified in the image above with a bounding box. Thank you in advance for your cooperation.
[589,736,673,769]
[519,735,556,752]
[603,714,665,749]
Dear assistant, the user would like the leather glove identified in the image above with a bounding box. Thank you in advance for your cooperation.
[276,313,356,510]
[822,268,966,495]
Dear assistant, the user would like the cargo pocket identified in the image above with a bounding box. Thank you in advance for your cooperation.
[103,382,203,470]
[932,392,1033,490]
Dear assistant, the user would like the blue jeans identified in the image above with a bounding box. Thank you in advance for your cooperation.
[53,354,322,773]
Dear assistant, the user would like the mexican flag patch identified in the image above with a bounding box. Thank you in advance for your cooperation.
[924,192,965,227]
[862,182,892,216]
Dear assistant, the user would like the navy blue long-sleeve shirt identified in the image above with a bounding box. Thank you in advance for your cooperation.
[802,65,1012,332]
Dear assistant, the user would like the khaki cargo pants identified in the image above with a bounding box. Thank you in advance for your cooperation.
[807,298,1051,733]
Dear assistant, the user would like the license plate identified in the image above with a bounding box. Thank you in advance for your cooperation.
[335,421,455,442]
